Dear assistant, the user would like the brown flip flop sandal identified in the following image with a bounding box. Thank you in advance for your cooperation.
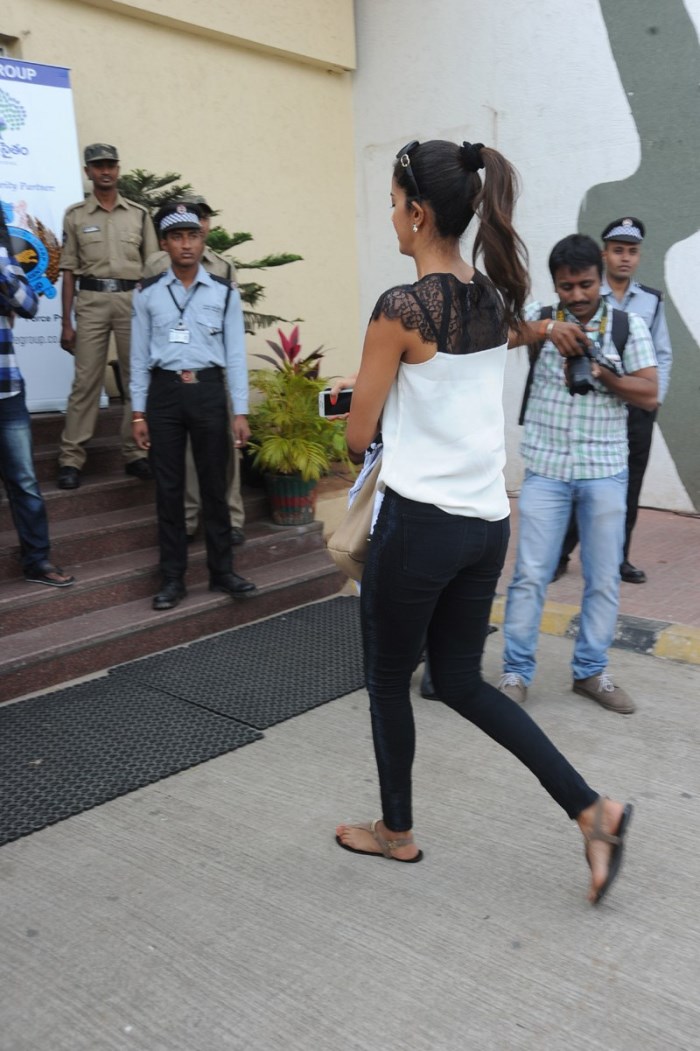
[584,797,633,904]
[335,818,423,863]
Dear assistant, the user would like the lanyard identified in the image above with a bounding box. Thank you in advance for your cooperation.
[167,281,200,319]
[556,301,608,343]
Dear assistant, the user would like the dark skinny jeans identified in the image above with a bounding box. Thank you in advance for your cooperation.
[361,488,598,831]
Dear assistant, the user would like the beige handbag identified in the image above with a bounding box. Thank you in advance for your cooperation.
[327,455,382,582]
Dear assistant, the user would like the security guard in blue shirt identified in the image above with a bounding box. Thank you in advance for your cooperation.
[130,204,256,609]
[600,217,671,582]
[555,217,672,585]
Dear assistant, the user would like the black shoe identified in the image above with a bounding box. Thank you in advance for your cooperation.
[152,580,186,610]
[620,560,646,584]
[24,561,75,587]
[420,672,437,699]
[125,459,153,481]
[57,466,81,490]
[551,557,569,583]
[230,527,246,546]
[209,572,257,598]
[420,655,437,699]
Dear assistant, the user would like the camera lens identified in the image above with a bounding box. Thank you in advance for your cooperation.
[568,354,595,396]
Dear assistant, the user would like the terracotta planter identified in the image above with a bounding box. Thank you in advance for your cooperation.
[264,473,318,525]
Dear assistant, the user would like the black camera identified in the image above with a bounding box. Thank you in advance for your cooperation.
[567,346,597,396]
[567,340,620,396]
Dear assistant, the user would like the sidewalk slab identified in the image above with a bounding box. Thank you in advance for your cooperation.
[1,634,699,1051]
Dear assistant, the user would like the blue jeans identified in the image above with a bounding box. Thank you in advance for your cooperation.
[0,386,51,573]
[361,488,598,831]
[503,469,627,684]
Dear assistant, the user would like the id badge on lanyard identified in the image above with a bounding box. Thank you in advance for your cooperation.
[168,284,197,343]
[169,319,190,344]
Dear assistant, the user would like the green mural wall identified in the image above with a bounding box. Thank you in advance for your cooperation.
[579,0,700,510]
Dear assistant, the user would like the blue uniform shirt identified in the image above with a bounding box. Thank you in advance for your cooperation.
[601,278,672,403]
[130,264,249,414]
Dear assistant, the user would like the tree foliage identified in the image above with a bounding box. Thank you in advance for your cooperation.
[118,169,302,333]
[117,169,193,211]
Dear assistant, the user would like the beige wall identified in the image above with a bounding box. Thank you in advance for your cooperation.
[75,0,356,70]
[3,0,360,382]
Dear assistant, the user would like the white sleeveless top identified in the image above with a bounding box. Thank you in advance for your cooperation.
[372,272,510,522]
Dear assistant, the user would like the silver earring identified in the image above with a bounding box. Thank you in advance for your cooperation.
[412,223,419,233]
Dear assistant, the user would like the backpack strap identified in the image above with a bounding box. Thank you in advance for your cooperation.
[518,306,552,426]
[610,308,629,361]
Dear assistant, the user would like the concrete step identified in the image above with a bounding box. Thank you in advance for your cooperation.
[28,403,125,447]
[0,549,345,702]
[0,474,156,533]
[0,473,269,534]
[0,405,352,704]
[0,519,329,633]
[32,436,127,484]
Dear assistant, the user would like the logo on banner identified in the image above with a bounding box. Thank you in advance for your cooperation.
[0,87,29,159]
[1,201,60,299]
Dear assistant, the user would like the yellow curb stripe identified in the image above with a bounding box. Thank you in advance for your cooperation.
[540,602,580,636]
[653,625,700,666]
[490,597,578,637]
[491,595,700,666]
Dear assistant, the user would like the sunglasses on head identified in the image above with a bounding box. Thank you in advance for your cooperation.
[396,140,422,198]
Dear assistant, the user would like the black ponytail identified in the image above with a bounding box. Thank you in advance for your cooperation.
[393,139,530,326]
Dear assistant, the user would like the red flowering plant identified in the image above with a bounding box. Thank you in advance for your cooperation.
[248,327,352,481]
[253,325,325,379]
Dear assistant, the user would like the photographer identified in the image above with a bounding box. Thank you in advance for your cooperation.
[498,234,656,715]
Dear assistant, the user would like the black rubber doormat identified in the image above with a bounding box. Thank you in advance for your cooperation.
[0,680,262,847]
[110,595,364,729]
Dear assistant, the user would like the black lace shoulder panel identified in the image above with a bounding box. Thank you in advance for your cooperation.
[371,284,432,337]
[370,272,507,355]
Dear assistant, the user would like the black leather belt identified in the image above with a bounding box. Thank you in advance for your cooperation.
[151,366,223,384]
[78,277,138,292]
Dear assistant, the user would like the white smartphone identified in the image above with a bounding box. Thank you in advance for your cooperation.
[318,388,353,416]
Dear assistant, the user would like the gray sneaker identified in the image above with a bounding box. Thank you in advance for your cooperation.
[573,673,636,714]
[498,673,528,704]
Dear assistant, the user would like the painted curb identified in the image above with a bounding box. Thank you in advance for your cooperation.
[489,596,700,666]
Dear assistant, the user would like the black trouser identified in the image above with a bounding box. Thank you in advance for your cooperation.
[560,405,657,564]
[362,488,597,831]
[146,368,232,582]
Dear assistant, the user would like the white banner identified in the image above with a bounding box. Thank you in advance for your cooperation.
[0,59,83,411]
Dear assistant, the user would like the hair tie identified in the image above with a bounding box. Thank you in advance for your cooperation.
[461,141,485,172]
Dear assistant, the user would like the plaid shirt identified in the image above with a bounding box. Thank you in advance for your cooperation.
[520,300,656,480]
[0,246,39,399]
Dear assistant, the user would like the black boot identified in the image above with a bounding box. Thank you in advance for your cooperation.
[420,654,437,699]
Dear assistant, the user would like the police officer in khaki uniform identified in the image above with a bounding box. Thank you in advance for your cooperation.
[143,195,246,544]
[57,143,159,489]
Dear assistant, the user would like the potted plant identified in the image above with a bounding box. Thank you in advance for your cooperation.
[248,327,351,525]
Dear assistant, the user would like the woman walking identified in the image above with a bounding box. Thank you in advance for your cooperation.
[335,138,632,904]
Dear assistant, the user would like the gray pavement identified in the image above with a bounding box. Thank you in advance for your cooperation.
[1,631,699,1051]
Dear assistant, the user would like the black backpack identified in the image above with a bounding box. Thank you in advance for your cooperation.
[518,305,630,425]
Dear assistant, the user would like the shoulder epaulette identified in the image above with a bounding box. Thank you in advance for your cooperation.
[638,283,663,301]
[210,273,235,288]
[64,199,87,214]
[136,272,166,292]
